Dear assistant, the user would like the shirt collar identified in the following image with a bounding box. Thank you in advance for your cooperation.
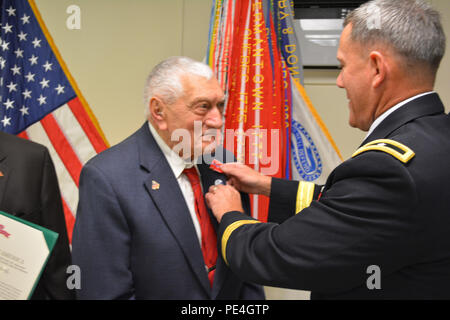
[365,91,435,140]
[148,122,195,179]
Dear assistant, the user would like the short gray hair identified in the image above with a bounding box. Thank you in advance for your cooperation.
[344,0,446,73]
[143,56,214,118]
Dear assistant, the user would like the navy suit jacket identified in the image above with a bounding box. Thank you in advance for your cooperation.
[72,123,264,299]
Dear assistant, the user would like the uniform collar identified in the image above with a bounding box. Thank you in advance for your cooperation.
[361,92,444,146]
[365,91,435,140]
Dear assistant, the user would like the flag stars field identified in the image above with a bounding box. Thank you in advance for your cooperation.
[0,0,108,243]
[0,1,72,131]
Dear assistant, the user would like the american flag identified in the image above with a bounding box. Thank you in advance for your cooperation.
[0,0,108,242]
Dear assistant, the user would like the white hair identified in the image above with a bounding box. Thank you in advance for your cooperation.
[143,56,214,119]
[345,0,446,73]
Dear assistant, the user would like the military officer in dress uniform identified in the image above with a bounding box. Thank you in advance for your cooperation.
[205,0,450,299]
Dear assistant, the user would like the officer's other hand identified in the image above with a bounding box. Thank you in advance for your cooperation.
[205,184,243,223]
[220,162,272,196]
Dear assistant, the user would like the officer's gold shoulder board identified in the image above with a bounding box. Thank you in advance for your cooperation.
[352,139,415,164]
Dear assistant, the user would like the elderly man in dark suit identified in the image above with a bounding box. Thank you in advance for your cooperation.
[72,57,264,299]
[0,131,73,299]
[206,0,450,299]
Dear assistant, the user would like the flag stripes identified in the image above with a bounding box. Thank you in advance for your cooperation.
[67,98,108,154]
[52,104,98,165]
[40,114,84,186]
[18,97,104,242]
[15,97,107,244]
[61,198,75,243]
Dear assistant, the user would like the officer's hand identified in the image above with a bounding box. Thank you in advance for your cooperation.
[205,184,243,223]
[220,162,272,196]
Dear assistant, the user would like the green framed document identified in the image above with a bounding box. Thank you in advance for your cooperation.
[0,210,58,300]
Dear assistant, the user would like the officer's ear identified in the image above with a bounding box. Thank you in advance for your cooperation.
[369,51,387,89]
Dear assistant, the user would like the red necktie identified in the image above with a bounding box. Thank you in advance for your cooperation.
[183,167,217,287]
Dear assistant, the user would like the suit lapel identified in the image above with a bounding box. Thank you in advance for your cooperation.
[137,124,211,296]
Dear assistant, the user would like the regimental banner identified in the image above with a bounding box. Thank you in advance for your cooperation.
[272,0,304,85]
[207,0,342,221]
[220,0,290,221]
[273,0,342,185]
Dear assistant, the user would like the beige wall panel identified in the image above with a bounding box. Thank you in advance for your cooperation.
[181,0,213,59]
[34,0,185,145]
[433,0,450,113]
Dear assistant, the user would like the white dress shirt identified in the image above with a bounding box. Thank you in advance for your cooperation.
[148,122,202,246]
[365,91,435,140]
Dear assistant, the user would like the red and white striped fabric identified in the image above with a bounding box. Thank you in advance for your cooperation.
[18,97,108,243]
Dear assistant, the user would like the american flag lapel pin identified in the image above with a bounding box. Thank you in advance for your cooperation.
[152,180,160,190]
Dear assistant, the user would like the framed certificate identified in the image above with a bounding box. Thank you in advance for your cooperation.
[0,211,58,300]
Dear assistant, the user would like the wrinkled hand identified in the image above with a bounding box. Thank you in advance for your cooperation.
[220,162,272,196]
[205,184,243,223]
